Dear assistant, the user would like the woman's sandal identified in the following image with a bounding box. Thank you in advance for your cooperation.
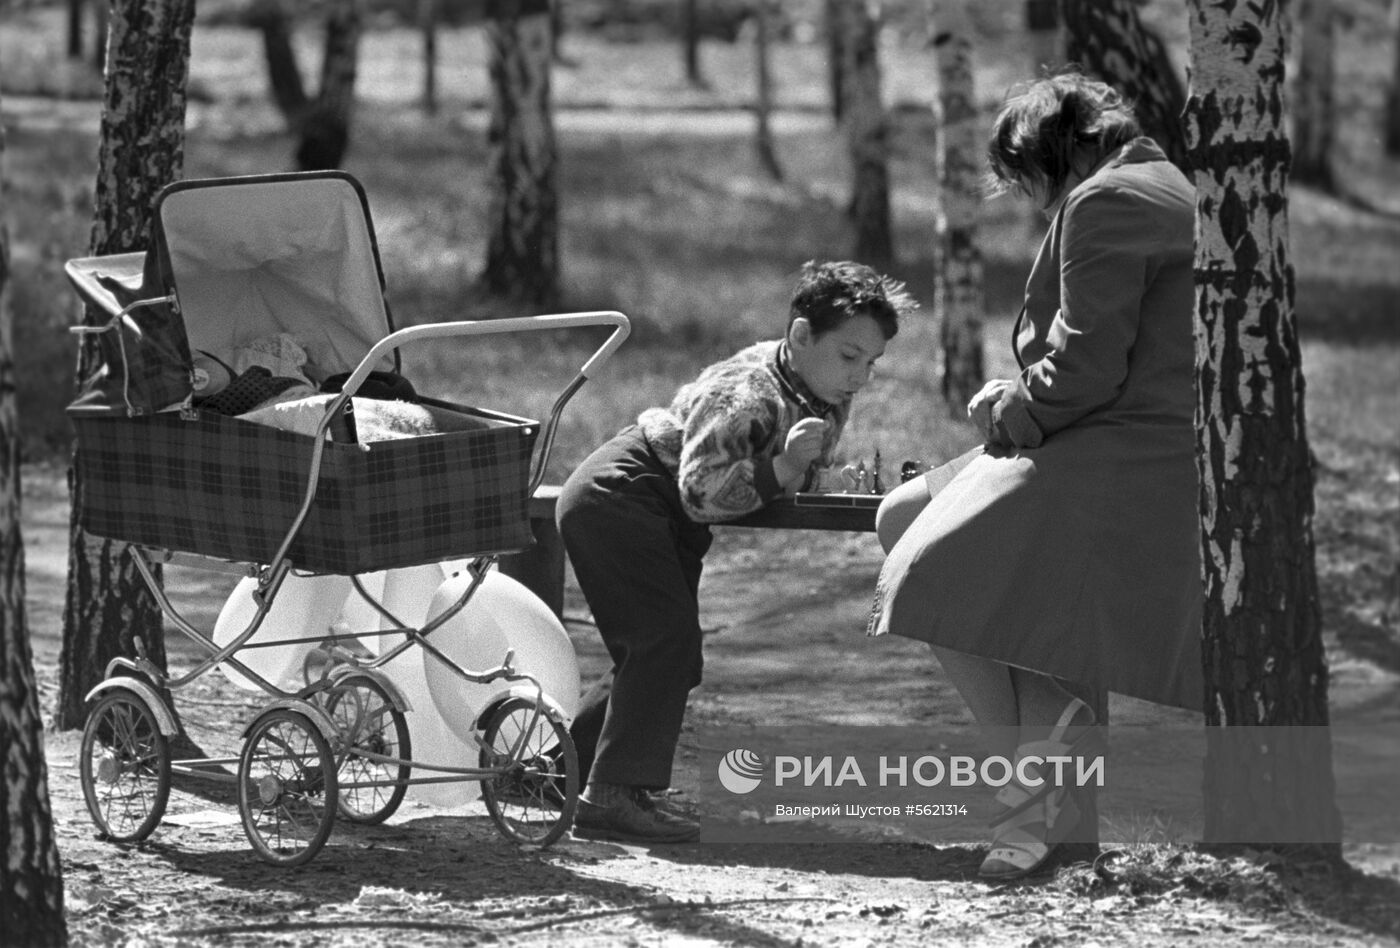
[979,698,1098,881]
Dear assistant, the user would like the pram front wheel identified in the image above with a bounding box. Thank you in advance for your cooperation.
[321,674,411,824]
[478,697,579,847]
[237,708,338,867]
[80,689,172,842]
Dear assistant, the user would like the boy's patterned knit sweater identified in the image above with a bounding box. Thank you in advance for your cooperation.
[638,340,849,523]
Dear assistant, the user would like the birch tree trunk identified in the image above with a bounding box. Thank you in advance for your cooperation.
[842,0,892,270]
[60,0,194,731]
[826,0,847,123]
[1185,0,1341,852]
[250,0,309,127]
[482,0,559,307]
[296,0,363,171]
[1064,0,1189,170]
[0,96,68,948]
[1291,0,1336,189]
[932,1,984,410]
[754,0,783,182]
[93,0,108,73]
[1025,0,1063,74]
[420,0,439,115]
[1387,0,1400,157]
[682,0,706,87]
[68,0,85,59]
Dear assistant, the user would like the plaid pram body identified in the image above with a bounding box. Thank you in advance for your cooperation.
[71,406,537,575]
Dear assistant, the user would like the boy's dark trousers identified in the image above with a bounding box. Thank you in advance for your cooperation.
[557,426,712,790]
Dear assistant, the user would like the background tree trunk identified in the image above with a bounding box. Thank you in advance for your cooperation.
[682,0,705,87]
[60,0,195,732]
[67,0,85,59]
[1025,0,1063,74]
[1383,0,1400,157]
[1185,0,1342,852]
[754,0,783,182]
[0,95,68,948]
[296,0,363,171]
[250,0,309,127]
[1063,0,1189,170]
[482,0,559,307]
[932,1,985,411]
[825,0,846,123]
[93,0,109,73]
[1291,0,1336,189]
[841,0,892,270]
[420,0,439,115]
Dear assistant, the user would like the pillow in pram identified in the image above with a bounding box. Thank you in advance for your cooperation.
[238,393,491,442]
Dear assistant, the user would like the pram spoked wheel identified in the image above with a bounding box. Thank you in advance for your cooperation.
[321,674,411,824]
[478,696,579,847]
[237,707,339,867]
[79,689,172,842]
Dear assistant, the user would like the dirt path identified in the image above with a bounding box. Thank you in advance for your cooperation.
[20,463,1400,947]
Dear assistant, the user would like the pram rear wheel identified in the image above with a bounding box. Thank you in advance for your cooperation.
[80,689,171,842]
[237,708,338,867]
[478,697,579,847]
[321,675,411,824]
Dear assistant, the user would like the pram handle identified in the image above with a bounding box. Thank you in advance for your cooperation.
[333,311,631,402]
[320,311,630,498]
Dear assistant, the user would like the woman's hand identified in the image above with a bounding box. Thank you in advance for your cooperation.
[774,417,829,487]
[967,379,1013,443]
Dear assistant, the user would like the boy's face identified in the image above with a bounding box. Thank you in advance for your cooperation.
[788,313,888,406]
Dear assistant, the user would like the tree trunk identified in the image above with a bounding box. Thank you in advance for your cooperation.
[1025,0,1063,74]
[1185,0,1342,852]
[1291,0,1335,189]
[1387,0,1400,157]
[0,95,68,948]
[932,1,985,411]
[93,0,109,73]
[682,0,705,87]
[482,0,559,307]
[420,0,439,115]
[67,0,85,59]
[250,0,309,128]
[60,0,194,732]
[1064,0,1189,170]
[296,0,363,171]
[825,0,846,123]
[754,0,783,182]
[842,0,892,270]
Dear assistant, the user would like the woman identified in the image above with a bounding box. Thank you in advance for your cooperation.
[869,73,1202,880]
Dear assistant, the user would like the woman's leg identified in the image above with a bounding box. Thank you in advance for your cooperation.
[930,646,1019,762]
[1008,667,1092,741]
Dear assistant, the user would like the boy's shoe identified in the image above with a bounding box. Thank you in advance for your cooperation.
[573,785,700,843]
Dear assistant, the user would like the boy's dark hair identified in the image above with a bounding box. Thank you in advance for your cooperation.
[787,260,915,341]
[985,71,1141,201]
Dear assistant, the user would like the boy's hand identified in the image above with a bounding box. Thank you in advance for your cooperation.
[774,417,828,487]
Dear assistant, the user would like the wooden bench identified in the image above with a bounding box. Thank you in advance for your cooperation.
[497,485,879,617]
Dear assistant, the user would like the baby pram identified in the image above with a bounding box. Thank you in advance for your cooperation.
[66,171,629,866]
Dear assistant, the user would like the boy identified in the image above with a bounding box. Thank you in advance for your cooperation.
[559,260,915,843]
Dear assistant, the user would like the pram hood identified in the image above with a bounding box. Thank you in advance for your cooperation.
[156,171,397,380]
[68,171,398,417]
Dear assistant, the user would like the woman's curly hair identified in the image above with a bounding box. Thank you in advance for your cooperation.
[984,71,1141,202]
